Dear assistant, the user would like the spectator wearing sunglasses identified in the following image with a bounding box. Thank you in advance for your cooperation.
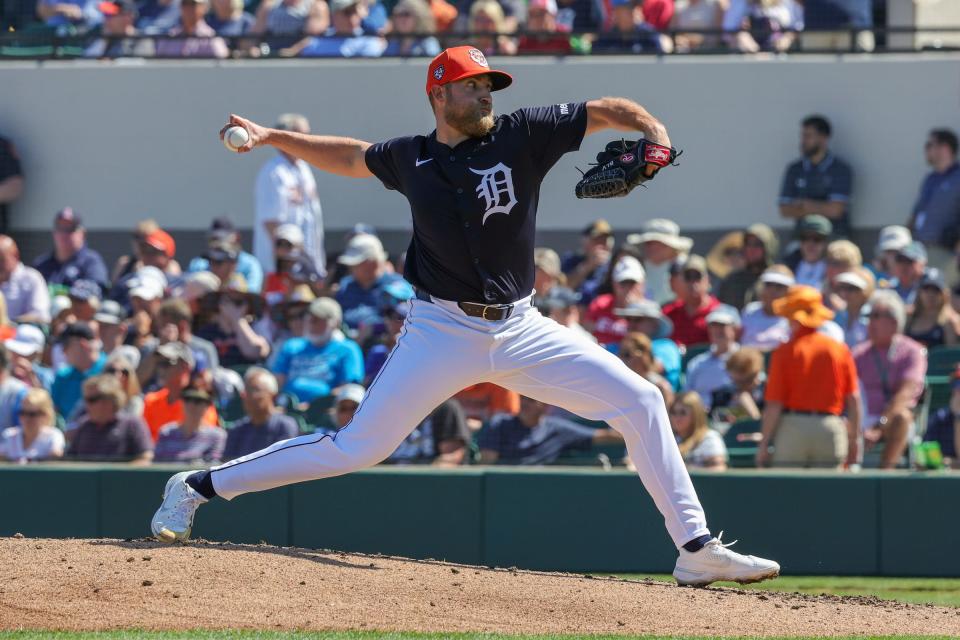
[662,254,720,348]
[0,387,64,462]
[103,351,144,418]
[852,291,927,469]
[905,268,960,348]
[142,342,219,442]
[669,392,727,471]
[886,241,928,308]
[188,218,263,294]
[154,387,226,463]
[784,215,832,290]
[618,332,673,407]
[831,267,874,349]
[66,374,153,464]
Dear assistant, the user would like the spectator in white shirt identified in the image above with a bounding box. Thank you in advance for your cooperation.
[741,265,795,351]
[683,304,741,410]
[0,387,64,463]
[0,235,50,324]
[254,113,325,277]
[787,215,831,290]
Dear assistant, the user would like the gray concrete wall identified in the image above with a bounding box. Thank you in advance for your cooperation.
[3,54,958,262]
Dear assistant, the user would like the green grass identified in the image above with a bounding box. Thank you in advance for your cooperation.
[2,634,958,640]
[611,573,960,607]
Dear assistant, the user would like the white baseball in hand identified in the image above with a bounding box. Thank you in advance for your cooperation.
[223,126,250,152]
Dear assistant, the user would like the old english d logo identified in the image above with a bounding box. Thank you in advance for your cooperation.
[469,163,518,225]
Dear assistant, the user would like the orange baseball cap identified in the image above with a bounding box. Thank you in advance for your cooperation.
[144,229,176,258]
[426,46,513,95]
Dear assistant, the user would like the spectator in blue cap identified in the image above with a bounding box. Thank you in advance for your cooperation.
[538,286,595,344]
[33,208,109,294]
[614,299,681,389]
[683,304,741,410]
[887,241,928,308]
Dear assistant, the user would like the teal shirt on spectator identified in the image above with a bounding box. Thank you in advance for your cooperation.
[271,336,364,403]
[51,352,107,420]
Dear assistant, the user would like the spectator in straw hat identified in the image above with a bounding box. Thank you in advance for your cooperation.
[757,285,860,469]
[627,218,693,305]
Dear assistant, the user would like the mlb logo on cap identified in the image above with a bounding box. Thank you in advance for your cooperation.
[425,46,513,95]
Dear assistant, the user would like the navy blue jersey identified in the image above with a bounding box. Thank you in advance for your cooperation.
[365,102,588,304]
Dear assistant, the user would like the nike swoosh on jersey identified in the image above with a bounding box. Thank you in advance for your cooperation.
[415,158,433,167]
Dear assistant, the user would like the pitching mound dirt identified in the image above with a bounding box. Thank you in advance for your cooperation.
[0,537,955,636]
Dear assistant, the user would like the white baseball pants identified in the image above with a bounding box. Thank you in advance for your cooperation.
[210,295,710,549]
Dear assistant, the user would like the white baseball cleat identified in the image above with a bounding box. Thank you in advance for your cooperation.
[673,533,780,587]
[151,470,209,544]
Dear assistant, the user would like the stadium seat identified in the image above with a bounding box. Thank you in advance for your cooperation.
[722,419,762,469]
[926,345,960,376]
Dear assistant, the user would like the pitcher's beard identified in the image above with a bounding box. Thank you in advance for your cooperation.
[445,104,496,138]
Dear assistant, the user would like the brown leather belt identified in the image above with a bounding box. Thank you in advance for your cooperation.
[415,289,514,322]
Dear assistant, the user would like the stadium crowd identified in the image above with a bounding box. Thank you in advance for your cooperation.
[0,112,957,472]
[0,0,884,58]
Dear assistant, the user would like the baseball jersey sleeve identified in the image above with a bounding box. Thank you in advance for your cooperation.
[365,137,410,193]
[518,102,588,176]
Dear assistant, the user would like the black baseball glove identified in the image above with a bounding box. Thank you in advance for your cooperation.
[574,139,681,199]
